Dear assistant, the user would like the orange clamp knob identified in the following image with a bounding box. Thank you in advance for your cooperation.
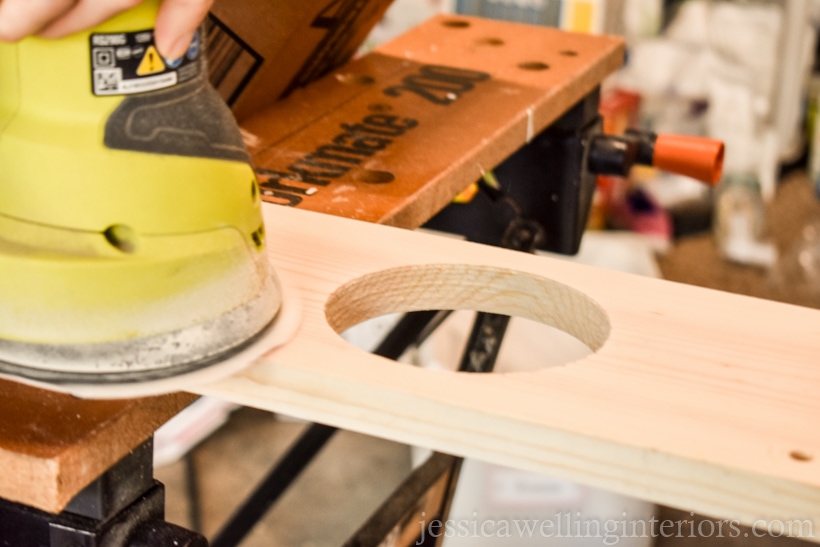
[653,134,725,185]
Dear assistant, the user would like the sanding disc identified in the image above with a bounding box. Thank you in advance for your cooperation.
[0,273,301,399]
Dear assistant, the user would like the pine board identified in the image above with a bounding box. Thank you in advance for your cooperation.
[193,203,820,540]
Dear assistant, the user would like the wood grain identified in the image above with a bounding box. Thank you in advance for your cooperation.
[193,203,820,541]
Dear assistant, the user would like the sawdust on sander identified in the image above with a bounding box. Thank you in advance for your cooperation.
[1,269,302,400]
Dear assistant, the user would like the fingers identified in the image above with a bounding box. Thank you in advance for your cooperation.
[153,0,213,60]
[0,0,212,62]
[36,0,144,39]
[0,0,77,41]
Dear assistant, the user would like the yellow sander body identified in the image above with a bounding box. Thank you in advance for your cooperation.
[0,1,282,386]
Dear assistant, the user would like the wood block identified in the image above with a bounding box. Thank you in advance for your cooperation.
[240,15,624,228]
[0,381,195,512]
[192,203,820,541]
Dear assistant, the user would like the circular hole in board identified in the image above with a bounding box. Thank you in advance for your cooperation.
[477,37,505,46]
[518,61,550,71]
[326,264,610,373]
[442,19,471,28]
[355,170,396,184]
[559,50,579,57]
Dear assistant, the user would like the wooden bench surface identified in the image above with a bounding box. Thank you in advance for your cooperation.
[244,15,623,226]
[0,381,195,511]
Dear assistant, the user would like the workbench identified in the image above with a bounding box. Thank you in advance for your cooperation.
[2,14,820,546]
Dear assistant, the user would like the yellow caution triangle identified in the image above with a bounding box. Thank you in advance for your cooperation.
[136,45,166,76]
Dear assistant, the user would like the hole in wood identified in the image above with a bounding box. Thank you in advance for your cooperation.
[355,170,396,184]
[442,19,470,28]
[790,450,813,462]
[336,73,376,85]
[518,61,550,71]
[348,311,594,372]
[560,50,579,57]
[477,37,504,46]
[325,264,610,372]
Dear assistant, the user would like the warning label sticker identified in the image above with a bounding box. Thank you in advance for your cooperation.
[90,29,202,96]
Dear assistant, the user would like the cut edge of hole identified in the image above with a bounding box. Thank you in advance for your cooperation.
[325,263,610,357]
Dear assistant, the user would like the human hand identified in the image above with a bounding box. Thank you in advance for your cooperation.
[0,0,214,60]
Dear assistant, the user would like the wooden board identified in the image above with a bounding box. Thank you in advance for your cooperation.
[192,203,820,541]
[240,15,624,228]
[0,381,195,512]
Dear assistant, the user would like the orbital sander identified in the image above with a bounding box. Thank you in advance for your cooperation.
[0,0,283,391]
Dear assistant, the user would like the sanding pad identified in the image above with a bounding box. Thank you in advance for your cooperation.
[0,272,301,399]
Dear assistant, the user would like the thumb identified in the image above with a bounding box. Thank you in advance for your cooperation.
[153,0,212,60]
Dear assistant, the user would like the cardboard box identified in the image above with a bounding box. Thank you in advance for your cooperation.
[207,0,394,122]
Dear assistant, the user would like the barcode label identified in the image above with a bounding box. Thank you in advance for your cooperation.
[205,15,263,106]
